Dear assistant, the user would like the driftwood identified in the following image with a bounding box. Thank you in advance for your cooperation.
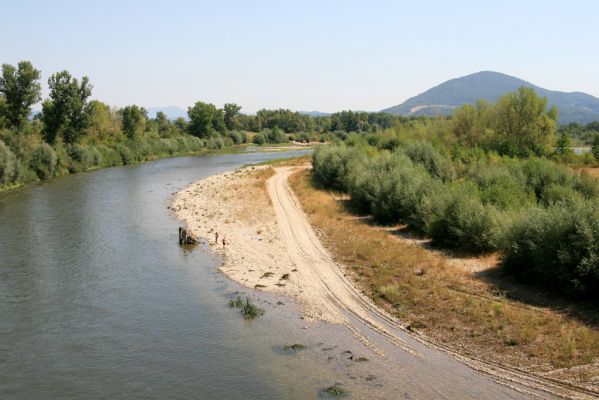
[178,227,198,245]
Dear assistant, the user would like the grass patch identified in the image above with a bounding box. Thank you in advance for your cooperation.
[228,296,264,319]
[283,343,306,352]
[228,295,244,308]
[319,385,350,398]
[288,168,599,385]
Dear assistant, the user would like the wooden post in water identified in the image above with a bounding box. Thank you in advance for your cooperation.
[178,227,186,245]
[179,227,197,245]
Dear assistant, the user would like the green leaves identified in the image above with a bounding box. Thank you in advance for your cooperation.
[0,61,42,129]
[41,70,93,144]
[120,105,147,139]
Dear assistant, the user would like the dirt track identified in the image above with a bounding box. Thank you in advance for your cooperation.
[175,166,595,399]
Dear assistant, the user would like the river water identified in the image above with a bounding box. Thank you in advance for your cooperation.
[0,151,368,400]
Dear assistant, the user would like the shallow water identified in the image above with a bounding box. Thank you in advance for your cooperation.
[0,151,371,400]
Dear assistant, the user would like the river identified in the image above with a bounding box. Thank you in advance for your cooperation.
[0,150,366,400]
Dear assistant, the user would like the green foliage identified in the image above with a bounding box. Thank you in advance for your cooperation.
[293,131,312,143]
[68,144,102,172]
[30,143,57,179]
[253,133,266,145]
[223,103,242,130]
[252,127,288,145]
[0,140,19,184]
[555,132,572,155]
[472,165,534,210]
[86,100,119,140]
[41,70,93,144]
[187,101,225,138]
[518,157,598,200]
[225,130,247,145]
[311,145,361,191]
[267,127,287,143]
[404,141,455,181]
[426,184,500,252]
[593,134,599,161]
[503,201,599,298]
[0,61,42,129]
[228,296,263,319]
[313,130,599,299]
[120,105,147,139]
[320,385,350,398]
[493,87,558,156]
[558,122,599,146]
[451,87,558,157]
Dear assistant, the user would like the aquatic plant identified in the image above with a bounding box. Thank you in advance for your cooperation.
[319,384,350,398]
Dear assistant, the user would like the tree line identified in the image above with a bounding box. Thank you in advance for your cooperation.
[0,60,407,189]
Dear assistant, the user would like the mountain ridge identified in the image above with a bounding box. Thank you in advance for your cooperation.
[381,71,599,124]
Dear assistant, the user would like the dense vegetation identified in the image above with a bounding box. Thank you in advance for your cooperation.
[0,61,406,191]
[312,88,599,300]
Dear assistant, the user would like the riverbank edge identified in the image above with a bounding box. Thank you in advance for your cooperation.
[173,156,598,398]
[0,143,312,194]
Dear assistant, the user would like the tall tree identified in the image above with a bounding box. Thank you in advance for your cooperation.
[187,101,225,138]
[493,87,557,156]
[0,61,42,129]
[223,103,241,130]
[41,71,93,144]
[120,105,147,139]
[86,100,118,139]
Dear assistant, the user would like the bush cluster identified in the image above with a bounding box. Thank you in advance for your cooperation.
[312,143,599,299]
[0,134,212,188]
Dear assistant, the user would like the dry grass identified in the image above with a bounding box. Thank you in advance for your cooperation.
[231,166,275,219]
[287,169,599,388]
[579,167,599,178]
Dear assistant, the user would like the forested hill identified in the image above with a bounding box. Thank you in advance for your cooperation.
[382,71,599,124]
[146,106,187,120]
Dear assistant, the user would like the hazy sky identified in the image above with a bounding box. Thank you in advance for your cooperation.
[2,0,598,113]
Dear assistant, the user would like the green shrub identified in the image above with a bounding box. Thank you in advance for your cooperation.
[115,143,134,165]
[206,137,224,149]
[0,140,20,184]
[253,133,266,145]
[68,144,102,171]
[426,183,500,252]
[96,144,122,167]
[502,201,599,299]
[517,158,596,199]
[226,130,246,145]
[53,140,71,175]
[404,141,455,181]
[474,165,534,210]
[135,138,152,159]
[312,145,362,191]
[539,184,584,207]
[333,130,348,141]
[30,143,57,179]
[294,131,312,143]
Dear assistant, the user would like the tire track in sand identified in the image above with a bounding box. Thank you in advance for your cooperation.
[267,166,593,400]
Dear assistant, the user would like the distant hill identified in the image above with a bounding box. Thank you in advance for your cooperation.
[146,106,187,120]
[299,111,332,117]
[381,71,599,124]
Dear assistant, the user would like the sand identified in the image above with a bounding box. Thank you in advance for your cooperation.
[172,164,591,399]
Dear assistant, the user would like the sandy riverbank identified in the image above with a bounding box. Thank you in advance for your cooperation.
[172,163,599,399]
[172,165,342,322]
